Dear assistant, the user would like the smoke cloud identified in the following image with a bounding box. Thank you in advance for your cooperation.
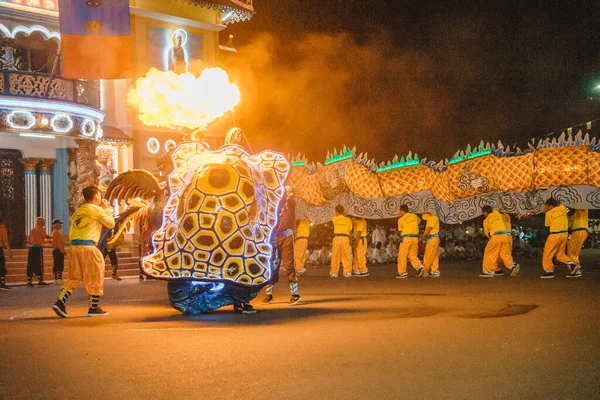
[225,13,598,164]
[228,32,455,163]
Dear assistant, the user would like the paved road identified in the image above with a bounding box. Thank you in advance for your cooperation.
[1,252,599,399]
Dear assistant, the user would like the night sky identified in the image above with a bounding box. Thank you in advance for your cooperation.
[224,0,600,164]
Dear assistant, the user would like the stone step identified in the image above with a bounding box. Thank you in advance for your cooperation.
[6,251,133,259]
[6,259,139,275]
[5,256,140,266]
[5,266,141,284]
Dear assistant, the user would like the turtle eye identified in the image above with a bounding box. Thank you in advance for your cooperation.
[86,0,101,7]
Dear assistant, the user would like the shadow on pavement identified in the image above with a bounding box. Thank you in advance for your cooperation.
[457,304,539,319]
[134,306,364,326]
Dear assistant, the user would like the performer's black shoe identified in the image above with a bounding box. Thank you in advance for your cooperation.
[509,264,520,277]
[416,266,425,277]
[288,295,301,306]
[52,301,68,318]
[139,275,145,281]
[112,274,122,281]
[494,270,505,276]
[37,281,48,286]
[27,280,33,287]
[233,303,256,314]
[540,271,555,279]
[262,295,273,304]
[0,284,11,291]
[88,307,109,317]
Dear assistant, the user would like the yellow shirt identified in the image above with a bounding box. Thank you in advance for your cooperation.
[570,209,588,231]
[353,218,367,239]
[332,214,353,235]
[545,205,568,233]
[483,210,506,236]
[296,219,311,238]
[69,203,115,244]
[501,213,511,231]
[422,214,440,235]
[398,213,421,235]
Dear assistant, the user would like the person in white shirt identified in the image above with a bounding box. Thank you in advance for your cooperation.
[372,224,387,249]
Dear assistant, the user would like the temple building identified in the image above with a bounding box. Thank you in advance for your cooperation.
[0,0,253,247]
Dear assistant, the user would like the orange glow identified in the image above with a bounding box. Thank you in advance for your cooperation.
[127,68,241,130]
[5,0,57,11]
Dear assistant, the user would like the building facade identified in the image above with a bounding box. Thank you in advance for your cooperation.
[0,0,253,246]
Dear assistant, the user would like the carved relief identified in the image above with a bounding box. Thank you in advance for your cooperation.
[68,139,99,213]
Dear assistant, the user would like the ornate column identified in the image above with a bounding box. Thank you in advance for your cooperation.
[69,139,99,213]
[19,158,39,236]
[53,149,71,232]
[39,159,55,234]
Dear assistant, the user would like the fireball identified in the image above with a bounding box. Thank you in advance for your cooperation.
[127,68,241,130]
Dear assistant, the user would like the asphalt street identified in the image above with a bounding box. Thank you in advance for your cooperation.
[1,252,599,399]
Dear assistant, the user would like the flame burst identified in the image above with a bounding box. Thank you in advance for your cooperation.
[128,68,241,130]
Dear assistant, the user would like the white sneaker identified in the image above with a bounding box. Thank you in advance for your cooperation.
[428,271,440,277]
[566,265,582,278]
[396,272,408,279]
[343,273,352,278]
[330,274,338,278]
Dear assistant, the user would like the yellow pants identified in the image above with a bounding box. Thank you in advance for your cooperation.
[567,230,588,266]
[423,237,440,273]
[63,246,106,296]
[542,233,572,272]
[482,234,514,273]
[397,237,422,274]
[352,237,368,273]
[294,238,308,271]
[330,236,353,276]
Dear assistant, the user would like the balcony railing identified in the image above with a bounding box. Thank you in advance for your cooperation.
[0,69,100,109]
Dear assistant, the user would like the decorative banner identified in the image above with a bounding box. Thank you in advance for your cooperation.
[58,0,132,79]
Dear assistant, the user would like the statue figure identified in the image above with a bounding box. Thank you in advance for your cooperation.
[168,31,187,74]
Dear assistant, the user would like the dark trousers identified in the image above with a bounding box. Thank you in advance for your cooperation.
[108,249,118,272]
[0,248,5,277]
[275,236,298,284]
[52,249,64,273]
[27,246,44,278]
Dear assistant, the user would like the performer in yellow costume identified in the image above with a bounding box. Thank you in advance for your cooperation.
[52,186,115,318]
[479,206,519,277]
[294,218,311,276]
[420,212,440,277]
[351,216,369,277]
[541,198,578,278]
[567,209,588,273]
[396,204,424,279]
[501,212,513,254]
[330,205,353,278]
